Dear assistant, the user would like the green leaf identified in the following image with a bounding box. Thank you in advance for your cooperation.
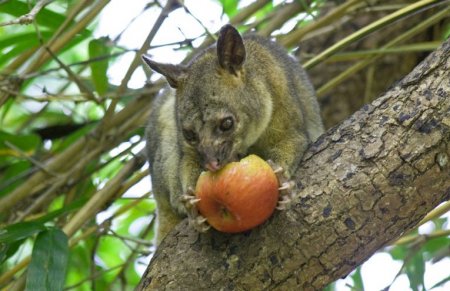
[405,252,425,291]
[422,236,450,259]
[0,131,41,157]
[389,245,408,260]
[0,238,25,263]
[351,267,364,291]
[323,282,336,291]
[219,0,238,18]
[52,122,97,153]
[114,199,155,236]
[253,2,274,22]
[443,23,450,39]
[431,217,447,230]
[0,41,35,67]
[0,31,52,50]
[96,157,123,182]
[0,31,51,67]
[0,160,31,197]
[430,274,450,290]
[65,243,91,290]
[97,236,127,269]
[0,199,82,261]
[26,228,69,291]
[88,37,111,96]
[33,198,85,224]
[0,221,46,244]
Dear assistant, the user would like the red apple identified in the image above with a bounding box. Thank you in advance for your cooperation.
[195,154,279,233]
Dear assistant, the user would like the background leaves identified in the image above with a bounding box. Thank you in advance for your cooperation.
[25,228,68,291]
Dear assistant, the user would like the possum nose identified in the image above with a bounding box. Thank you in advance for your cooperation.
[205,160,220,172]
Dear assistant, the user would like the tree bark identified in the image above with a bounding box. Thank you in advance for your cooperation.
[137,39,450,290]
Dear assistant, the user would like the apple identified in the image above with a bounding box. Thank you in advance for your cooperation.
[195,154,279,233]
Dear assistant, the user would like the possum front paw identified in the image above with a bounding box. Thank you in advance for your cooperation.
[267,160,296,210]
[181,187,211,232]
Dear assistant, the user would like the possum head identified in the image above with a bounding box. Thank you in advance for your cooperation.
[143,25,272,172]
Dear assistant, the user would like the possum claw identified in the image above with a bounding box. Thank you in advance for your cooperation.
[267,160,296,210]
[278,180,295,191]
[181,187,211,233]
[190,214,210,233]
[182,196,201,206]
[267,160,283,174]
[194,217,211,232]
[276,198,292,210]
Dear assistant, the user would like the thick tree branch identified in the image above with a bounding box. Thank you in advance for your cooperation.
[138,39,450,290]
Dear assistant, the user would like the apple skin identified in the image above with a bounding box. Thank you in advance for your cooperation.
[195,154,279,233]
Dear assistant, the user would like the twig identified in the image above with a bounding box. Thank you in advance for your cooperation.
[316,7,450,98]
[108,229,153,247]
[13,173,71,223]
[4,141,57,177]
[0,84,153,215]
[64,263,126,290]
[102,0,180,128]
[394,229,450,246]
[42,46,100,103]
[0,191,153,286]
[279,0,362,46]
[258,1,304,37]
[23,50,134,80]
[22,0,109,75]
[418,200,450,226]
[0,0,53,27]
[107,217,155,289]
[304,0,443,69]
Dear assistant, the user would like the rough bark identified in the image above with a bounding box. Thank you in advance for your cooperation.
[137,39,450,290]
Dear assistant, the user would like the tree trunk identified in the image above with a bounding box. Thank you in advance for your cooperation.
[137,39,450,290]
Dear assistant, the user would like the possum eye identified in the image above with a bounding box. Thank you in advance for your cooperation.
[182,129,197,143]
[219,117,234,132]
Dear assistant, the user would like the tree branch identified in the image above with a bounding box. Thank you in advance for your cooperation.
[0,0,52,27]
[138,39,450,290]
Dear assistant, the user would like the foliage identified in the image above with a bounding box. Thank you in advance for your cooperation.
[0,0,449,290]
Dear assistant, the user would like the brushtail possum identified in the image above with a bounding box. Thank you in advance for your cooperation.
[143,24,324,245]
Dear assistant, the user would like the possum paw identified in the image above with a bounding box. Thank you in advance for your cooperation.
[181,187,210,232]
[267,160,296,210]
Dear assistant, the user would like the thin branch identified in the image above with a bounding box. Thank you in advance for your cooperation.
[22,0,109,75]
[23,50,134,80]
[316,7,450,98]
[108,229,153,247]
[4,141,57,177]
[42,46,100,103]
[0,89,153,215]
[279,0,362,46]
[419,200,450,225]
[102,0,181,128]
[304,0,446,69]
[394,229,450,246]
[64,263,126,290]
[0,0,53,27]
[0,191,153,287]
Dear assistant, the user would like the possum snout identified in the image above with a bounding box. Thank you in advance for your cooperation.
[198,140,237,172]
[205,160,220,172]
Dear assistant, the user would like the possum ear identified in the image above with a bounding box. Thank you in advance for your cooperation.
[142,55,187,88]
[217,24,246,75]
